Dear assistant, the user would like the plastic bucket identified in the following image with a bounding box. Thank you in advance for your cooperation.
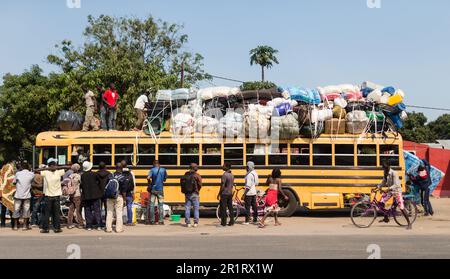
[170,214,181,222]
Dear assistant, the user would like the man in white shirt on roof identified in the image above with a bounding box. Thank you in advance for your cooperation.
[133,89,150,131]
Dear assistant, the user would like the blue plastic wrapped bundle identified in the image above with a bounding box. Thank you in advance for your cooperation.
[381,87,396,95]
[288,87,321,104]
[273,103,292,116]
[404,151,444,203]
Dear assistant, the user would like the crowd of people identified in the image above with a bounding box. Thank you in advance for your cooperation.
[0,157,291,233]
[0,156,434,232]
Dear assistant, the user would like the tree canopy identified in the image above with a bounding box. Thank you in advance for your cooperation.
[249,45,279,82]
[0,15,209,163]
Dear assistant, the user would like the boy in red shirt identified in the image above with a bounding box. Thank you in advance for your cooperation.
[101,83,119,131]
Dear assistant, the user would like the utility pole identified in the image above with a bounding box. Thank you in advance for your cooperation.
[180,59,185,88]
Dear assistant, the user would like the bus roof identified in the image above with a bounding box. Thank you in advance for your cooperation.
[35,130,403,146]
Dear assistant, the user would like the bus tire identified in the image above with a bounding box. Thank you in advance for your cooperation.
[278,189,298,217]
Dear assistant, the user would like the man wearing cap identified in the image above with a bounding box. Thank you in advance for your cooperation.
[37,158,70,233]
[80,161,103,231]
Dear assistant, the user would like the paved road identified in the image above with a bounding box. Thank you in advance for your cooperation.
[1,234,450,259]
[1,198,449,259]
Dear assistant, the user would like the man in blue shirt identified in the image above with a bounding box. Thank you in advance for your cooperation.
[147,160,167,225]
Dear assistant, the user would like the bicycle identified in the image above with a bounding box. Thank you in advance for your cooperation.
[215,186,270,223]
[350,187,418,228]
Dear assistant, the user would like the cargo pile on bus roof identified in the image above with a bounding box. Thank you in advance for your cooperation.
[141,81,407,140]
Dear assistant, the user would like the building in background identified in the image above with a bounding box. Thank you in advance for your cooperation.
[404,140,450,197]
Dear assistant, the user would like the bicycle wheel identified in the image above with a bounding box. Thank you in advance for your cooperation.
[215,204,240,222]
[393,200,418,227]
[351,202,377,228]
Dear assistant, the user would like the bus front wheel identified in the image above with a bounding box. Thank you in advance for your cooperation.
[278,190,298,217]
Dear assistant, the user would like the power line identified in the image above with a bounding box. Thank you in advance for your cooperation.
[210,74,245,84]
[405,105,450,112]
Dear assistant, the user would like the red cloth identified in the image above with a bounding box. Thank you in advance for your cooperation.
[265,189,278,207]
[103,89,119,107]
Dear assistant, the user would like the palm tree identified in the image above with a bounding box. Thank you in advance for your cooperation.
[249,45,279,82]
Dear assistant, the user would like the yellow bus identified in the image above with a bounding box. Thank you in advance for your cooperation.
[35,131,405,216]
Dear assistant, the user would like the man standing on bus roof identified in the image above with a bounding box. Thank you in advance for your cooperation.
[133,89,150,131]
[82,85,99,132]
[182,163,202,228]
[218,163,235,227]
[147,160,167,225]
[102,83,119,131]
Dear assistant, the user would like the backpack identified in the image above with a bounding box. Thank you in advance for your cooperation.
[180,172,196,194]
[119,172,135,194]
[104,175,120,199]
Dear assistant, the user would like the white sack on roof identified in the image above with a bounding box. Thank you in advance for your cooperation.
[197,87,240,101]
[218,111,244,138]
[318,84,360,95]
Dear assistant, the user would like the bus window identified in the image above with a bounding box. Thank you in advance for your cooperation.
[313,144,332,166]
[42,147,56,165]
[246,144,266,165]
[202,144,221,166]
[56,146,68,165]
[115,144,134,166]
[291,144,310,166]
[269,144,288,165]
[159,144,178,165]
[71,145,90,164]
[137,144,155,166]
[380,145,400,166]
[335,144,355,166]
[357,145,377,166]
[224,144,244,166]
[93,144,112,166]
[180,144,199,166]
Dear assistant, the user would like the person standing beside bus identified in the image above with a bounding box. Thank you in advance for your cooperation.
[30,164,45,228]
[12,162,34,231]
[243,161,259,225]
[409,160,434,216]
[102,83,119,131]
[218,163,235,227]
[259,168,288,228]
[182,163,202,228]
[80,161,103,231]
[96,162,112,226]
[39,158,69,233]
[147,160,167,225]
[66,163,83,229]
[121,161,135,226]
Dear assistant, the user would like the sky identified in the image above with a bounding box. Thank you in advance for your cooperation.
[1,0,449,120]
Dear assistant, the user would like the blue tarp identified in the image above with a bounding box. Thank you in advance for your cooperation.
[403,151,444,203]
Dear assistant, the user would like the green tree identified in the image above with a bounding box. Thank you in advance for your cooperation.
[249,45,279,82]
[0,15,209,163]
[399,112,436,143]
[47,15,210,129]
[428,114,450,140]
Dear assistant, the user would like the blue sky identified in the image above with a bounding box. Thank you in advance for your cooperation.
[1,0,449,120]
